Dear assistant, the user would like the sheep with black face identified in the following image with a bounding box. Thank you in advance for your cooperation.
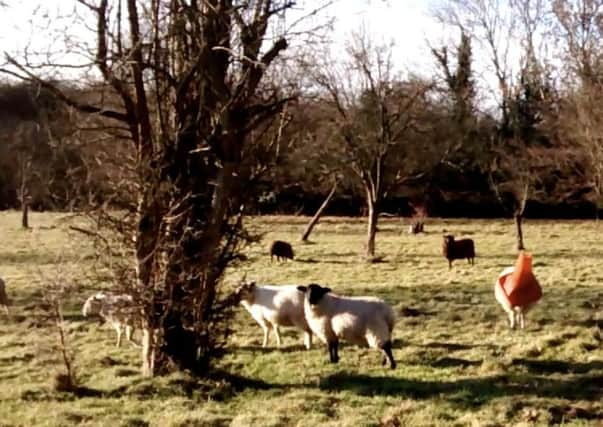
[297,284,396,369]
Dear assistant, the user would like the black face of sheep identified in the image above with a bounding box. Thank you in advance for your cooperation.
[442,234,475,270]
[297,283,331,306]
[269,240,294,262]
[233,281,256,303]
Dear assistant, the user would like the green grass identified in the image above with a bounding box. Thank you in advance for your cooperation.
[0,211,602,426]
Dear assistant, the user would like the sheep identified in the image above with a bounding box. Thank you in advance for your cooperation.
[494,259,541,330]
[82,292,139,347]
[0,277,9,314]
[233,281,312,349]
[269,240,294,262]
[442,234,475,269]
[296,283,396,369]
[494,266,530,329]
[408,222,424,234]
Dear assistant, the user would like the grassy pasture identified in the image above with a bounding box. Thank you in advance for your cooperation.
[0,211,601,426]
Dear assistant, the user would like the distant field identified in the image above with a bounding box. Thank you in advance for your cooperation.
[0,211,601,426]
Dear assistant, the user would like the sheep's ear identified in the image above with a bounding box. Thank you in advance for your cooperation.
[323,287,332,294]
[248,281,256,288]
[297,286,307,293]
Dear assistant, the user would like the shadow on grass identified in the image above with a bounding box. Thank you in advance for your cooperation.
[511,358,603,374]
[295,258,351,265]
[543,249,603,259]
[430,357,482,368]
[318,371,603,408]
[0,353,35,364]
[0,251,93,265]
[417,341,477,351]
[233,345,309,354]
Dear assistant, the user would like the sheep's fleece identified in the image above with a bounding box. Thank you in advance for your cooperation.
[297,283,396,368]
[234,281,312,349]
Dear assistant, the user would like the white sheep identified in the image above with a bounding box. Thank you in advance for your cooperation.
[233,281,312,349]
[494,266,533,329]
[297,283,396,369]
[0,277,9,314]
[82,292,139,347]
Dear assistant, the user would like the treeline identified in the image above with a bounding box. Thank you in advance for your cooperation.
[1,4,602,224]
[0,77,596,219]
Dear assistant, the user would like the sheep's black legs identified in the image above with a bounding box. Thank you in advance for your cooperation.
[328,341,339,363]
[381,341,396,369]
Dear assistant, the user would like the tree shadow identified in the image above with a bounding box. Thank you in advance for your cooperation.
[295,258,351,265]
[233,345,309,354]
[543,249,603,260]
[63,313,87,322]
[318,371,603,408]
[416,341,476,351]
[429,357,482,368]
[511,358,603,374]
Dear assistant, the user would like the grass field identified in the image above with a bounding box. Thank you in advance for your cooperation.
[0,211,602,426]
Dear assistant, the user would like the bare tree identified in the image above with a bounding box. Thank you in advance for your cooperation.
[315,33,433,259]
[436,0,557,250]
[2,0,316,376]
[553,0,603,216]
[300,177,339,242]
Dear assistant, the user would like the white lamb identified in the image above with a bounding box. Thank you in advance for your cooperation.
[0,277,9,314]
[297,283,396,369]
[82,292,139,347]
[233,281,313,349]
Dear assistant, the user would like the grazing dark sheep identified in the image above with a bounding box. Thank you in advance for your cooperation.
[269,240,294,262]
[442,235,475,269]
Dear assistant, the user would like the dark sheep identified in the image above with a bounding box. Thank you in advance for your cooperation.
[442,235,475,269]
[408,222,424,234]
[269,240,294,262]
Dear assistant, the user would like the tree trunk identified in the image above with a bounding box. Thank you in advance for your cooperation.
[514,213,525,251]
[366,197,378,259]
[21,199,29,229]
[300,180,338,242]
[141,328,155,377]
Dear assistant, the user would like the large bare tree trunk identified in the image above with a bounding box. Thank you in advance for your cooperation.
[300,180,338,242]
[514,212,525,251]
[366,196,378,259]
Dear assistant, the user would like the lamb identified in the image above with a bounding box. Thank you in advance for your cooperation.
[296,283,396,369]
[233,281,312,349]
[269,240,294,262]
[82,292,139,347]
[442,234,475,269]
[0,277,9,314]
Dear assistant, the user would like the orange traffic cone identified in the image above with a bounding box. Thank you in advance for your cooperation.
[503,251,542,307]
[494,251,542,329]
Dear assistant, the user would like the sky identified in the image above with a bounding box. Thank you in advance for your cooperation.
[0,0,447,78]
